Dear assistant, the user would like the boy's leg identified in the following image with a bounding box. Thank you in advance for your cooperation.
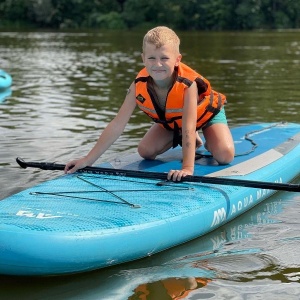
[196,131,203,148]
[203,123,235,164]
[138,123,174,159]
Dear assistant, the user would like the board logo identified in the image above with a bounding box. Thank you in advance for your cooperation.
[211,207,227,227]
[16,210,62,219]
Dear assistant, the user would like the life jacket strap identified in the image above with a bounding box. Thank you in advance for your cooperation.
[172,122,182,148]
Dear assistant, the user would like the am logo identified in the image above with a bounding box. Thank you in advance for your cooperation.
[211,207,226,227]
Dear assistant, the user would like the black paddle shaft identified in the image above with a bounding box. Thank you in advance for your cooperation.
[16,157,300,192]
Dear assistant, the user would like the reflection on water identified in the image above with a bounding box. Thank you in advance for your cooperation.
[0,88,12,103]
[0,30,300,299]
[128,277,211,300]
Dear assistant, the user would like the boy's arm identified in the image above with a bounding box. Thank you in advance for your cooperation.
[65,82,137,173]
[168,82,198,181]
[181,81,198,173]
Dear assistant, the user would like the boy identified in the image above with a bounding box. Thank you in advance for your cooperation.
[64,26,234,181]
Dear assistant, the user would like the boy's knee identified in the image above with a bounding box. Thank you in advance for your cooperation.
[138,144,156,160]
[216,146,235,165]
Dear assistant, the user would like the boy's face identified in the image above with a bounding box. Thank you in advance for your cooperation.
[142,42,182,82]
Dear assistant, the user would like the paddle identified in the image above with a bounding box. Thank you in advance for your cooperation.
[16,157,300,192]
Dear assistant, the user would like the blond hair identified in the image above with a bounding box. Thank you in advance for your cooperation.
[142,26,180,53]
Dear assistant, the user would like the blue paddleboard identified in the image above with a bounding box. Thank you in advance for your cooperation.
[0,69,12,90]
[0,122,299,276]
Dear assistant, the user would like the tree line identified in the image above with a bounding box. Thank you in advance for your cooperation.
[1,0,299,30]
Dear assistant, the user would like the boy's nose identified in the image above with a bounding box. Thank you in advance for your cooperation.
[155,60,163,66]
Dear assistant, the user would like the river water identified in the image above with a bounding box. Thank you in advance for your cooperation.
[0,30,299,299]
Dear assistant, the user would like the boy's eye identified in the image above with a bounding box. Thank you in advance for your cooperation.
[147,57,169,60]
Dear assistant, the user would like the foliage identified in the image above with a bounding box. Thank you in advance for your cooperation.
[0,0,299,30]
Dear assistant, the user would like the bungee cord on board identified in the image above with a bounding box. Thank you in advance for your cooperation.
[30,174,193,208]
[195,122,285,160]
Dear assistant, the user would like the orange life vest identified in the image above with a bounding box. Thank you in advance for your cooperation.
[135,62,226,135]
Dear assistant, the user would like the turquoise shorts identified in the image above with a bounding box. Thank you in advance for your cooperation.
[202,107,228,130]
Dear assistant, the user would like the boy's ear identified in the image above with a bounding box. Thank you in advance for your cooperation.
[141,53,145,65]
[175,54,182,66]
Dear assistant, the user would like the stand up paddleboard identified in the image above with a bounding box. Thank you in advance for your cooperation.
[0,122,299,276]
[0,69,12,90]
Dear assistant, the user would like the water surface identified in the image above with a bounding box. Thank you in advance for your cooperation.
[0,30,299,299]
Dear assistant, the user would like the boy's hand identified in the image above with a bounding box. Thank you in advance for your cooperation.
[64,157,89,174]
[167,168,193,182]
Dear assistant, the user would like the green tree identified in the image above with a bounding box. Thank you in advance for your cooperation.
[0,0,299,30]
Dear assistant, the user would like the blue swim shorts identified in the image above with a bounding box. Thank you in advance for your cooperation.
[202,107,228,130]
